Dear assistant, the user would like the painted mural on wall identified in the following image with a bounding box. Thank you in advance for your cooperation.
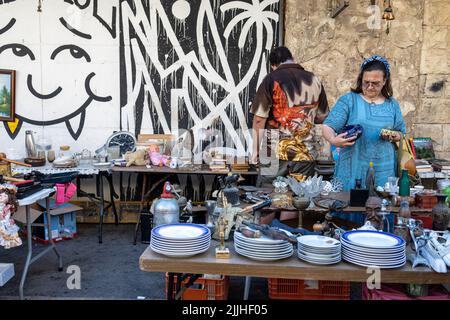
[0,0,280,156]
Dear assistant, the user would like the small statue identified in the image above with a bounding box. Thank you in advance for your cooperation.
[364,196,383,230]
[215,216,230,259]
[0,185,22,249]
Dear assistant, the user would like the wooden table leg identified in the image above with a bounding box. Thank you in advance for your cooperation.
[134,173,147,245]
[297,210,303,229]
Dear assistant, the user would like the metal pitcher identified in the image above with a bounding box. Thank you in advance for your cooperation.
[153,182,179,227]
[25,130,37,158]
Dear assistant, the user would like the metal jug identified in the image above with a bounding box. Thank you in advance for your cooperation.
[25,130,37,157]
[153,182,179,227]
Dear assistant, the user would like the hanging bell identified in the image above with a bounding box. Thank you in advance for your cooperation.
[382,6,395,20]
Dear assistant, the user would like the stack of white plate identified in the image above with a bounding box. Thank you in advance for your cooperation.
[297,235,341,265]
[150,223,211,257]
[341,230,406,268]
[234,229,294,261]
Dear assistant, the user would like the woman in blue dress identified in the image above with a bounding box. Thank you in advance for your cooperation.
[323,55,406,191]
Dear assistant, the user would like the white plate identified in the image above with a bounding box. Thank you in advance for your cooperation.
[234,243,293,254]
[151,238,210,246]
[342,247,405,259]
[298,245,341,254]
[297,250,341,260]
[342,230,405,248]
[341,240,405,254]
[297,235,341,248]
[150,241,210,252]
[234,236,292,247]
[234,244,293,256]
[151,234,210,244]
[150,244,209,257]
[235,247,293,261]
[341,241,405,252]
[234,238,293,250]
[297,253,341,265]
[342,256,406,269]
[342,254,405,265]
[297,254,341,264]
[342,253,406,265]
[152,224,210,240]
[235,244,293,255]
[234,229,293,245]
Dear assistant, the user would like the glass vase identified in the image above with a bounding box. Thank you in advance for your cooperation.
[432,195,450,231]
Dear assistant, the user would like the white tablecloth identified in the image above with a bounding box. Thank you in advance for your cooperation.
[12,163,111,176]
[17,188,56,206]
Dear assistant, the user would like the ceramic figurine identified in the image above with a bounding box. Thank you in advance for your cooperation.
[0,186,22,249]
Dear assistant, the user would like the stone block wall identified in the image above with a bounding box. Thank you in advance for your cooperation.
[284,0,450,159]
[415,0,450,159]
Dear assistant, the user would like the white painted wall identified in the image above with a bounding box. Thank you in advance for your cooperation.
[0,0,120,157]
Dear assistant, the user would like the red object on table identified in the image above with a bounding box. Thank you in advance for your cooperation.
[415,194,438,209]
[268,278,350,300]
[363,283,450,300]
[165,273,229,300]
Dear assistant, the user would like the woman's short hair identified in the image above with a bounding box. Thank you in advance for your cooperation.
[269,47,294,66]
[351,60,393,99]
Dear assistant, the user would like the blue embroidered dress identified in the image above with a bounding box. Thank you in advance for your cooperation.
[324,92,406,191]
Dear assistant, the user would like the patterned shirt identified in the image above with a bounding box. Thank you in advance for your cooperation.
[250,63,329,161]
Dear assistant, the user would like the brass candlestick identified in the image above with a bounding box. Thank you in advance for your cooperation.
[215,217,230,259]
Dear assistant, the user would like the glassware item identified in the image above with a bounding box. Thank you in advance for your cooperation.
[431,194,450,231]
[395,200,411,243]
[378,200,392,233]
[437,173,450,193]
[37,150,46,160]
[388,176,399,194]
[36,136,52,151]
[47,150,56,162]
[80,149,92,165]
[59,145,70,158]
[205,200,217,232]
[398,169,410,196]
[365,162,376,195]
[107,146,120,160]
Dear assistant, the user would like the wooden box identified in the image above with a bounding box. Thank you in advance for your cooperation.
[415,194,438,209]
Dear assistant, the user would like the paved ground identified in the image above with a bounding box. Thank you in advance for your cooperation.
[0,224,268,300]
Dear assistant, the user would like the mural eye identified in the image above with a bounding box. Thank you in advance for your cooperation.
[51,45,91,62]
[0,43,35,60]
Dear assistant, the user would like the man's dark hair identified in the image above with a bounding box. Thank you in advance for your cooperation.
[269,46,294,66]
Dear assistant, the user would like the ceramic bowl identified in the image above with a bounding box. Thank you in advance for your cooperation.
[341,124,363,140]
[293,196,310,210]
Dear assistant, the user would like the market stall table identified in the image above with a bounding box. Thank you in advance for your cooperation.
[140,240,450,300]
[13,163,118,244]
[16,188,63,300]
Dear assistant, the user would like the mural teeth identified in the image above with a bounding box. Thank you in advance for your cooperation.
[65,111,86,140]
[3,118,23,139]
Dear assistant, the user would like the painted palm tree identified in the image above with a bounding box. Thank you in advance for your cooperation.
[220,0,279,50]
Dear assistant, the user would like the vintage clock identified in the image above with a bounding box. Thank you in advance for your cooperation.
[106,131,137,157]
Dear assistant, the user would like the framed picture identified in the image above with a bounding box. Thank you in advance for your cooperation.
[0,69,16,122]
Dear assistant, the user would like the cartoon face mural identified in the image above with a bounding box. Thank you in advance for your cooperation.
[0,0,117,140]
